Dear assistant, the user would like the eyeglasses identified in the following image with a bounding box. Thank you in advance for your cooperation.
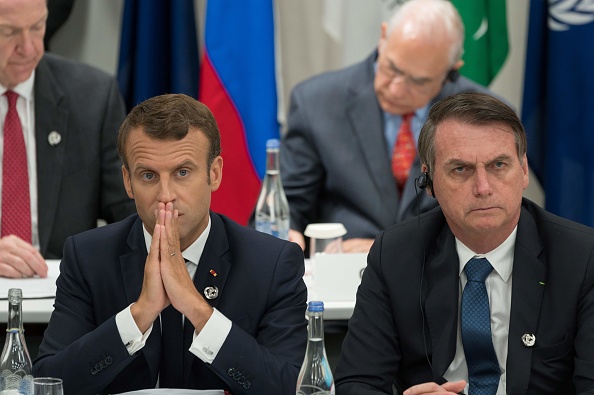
[377,57,447,95]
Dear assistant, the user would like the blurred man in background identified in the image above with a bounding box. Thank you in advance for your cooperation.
[0,0,134,277]
[281,0,497,253]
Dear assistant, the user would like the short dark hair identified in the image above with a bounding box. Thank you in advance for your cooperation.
[117,94,221,171]
[418,92,526,176]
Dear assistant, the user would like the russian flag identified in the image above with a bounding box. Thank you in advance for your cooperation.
[199,0,279,225]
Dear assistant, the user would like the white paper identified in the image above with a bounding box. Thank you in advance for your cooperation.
[0,260,60,299]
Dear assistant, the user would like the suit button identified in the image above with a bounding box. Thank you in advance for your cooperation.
[91,367,98,375]
[105,356,112,365]
[243,380,251,389]
[228,368,236,377]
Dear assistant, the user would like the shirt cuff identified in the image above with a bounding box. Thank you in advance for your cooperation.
[115,303,153,355]
[189,308,232,364]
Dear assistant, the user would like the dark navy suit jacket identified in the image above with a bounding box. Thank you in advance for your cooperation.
[34,212,307,395]
[335,199,594,394]
[34,53,135,258]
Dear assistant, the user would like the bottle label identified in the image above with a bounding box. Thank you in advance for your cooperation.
[0,370,33,395]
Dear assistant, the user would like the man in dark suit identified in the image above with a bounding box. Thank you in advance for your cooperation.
[0,0,134,278]
[335,92,594,394]
[281,0,496,253]
[34,94,308,394]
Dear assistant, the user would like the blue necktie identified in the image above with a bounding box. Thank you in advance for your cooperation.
[461,257,500,395]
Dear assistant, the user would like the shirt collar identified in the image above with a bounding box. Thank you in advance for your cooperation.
[1,71,35,101]
[142,215,211,266]
[455,226,517,283]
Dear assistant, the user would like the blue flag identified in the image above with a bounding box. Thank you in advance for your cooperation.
[117,0,199,112]
[522,0,594,227]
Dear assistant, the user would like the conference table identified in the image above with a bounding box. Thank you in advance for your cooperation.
[0,254,368,323]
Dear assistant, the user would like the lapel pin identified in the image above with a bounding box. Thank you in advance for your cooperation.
[209,269,218,277]
[522,333,536,347]
[204,286,219,300]
[48,131,61,146]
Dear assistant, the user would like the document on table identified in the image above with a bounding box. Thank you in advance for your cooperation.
[0,260,60,299]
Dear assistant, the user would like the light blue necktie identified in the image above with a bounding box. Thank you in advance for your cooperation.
[461,257,501,395]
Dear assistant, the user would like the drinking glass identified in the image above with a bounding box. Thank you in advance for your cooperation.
[33,377,63,395]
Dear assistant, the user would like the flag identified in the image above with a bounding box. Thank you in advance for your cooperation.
[117,0,199,112]
[451,0,509,86]
[200,0,279,225]
[522,0,594,227]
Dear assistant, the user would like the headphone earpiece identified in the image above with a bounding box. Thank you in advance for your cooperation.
[446,69,459,83]
[415,172,435,198]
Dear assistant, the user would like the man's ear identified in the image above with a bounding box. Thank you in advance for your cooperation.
[209,156,223,192]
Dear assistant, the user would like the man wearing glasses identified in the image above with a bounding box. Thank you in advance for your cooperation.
[281,0,499,253]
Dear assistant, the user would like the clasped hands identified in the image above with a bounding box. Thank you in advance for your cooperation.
[403,380,466,395]
[131,202,212,333]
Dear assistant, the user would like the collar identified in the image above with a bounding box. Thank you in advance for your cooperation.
[456,226,517,283]
[0,71,35,100]
[142,215,212,266]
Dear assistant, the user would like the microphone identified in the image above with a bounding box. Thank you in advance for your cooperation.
[415,172,435,198]
[413,172,433,372]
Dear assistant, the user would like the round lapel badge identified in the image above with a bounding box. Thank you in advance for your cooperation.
[522,333,536,347]
[204,286,219,300]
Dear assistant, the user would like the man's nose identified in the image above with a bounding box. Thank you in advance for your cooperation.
[473,168,493,197]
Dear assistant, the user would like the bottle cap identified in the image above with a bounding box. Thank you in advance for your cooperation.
[308,301,324,312]
[304,223,347,239]
[8,288,22,303]
[266,139,280,149]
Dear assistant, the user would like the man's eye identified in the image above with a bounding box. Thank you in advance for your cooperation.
[141,173,154,180]
[494,161,505,168]
[0,28,16,37]
[178,169,188,177]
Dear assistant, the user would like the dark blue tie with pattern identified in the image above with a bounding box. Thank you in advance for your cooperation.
[461,257,501,395]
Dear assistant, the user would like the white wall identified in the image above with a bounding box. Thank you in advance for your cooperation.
[49,0,542,205]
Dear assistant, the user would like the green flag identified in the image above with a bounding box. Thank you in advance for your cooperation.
[451,0,509,86]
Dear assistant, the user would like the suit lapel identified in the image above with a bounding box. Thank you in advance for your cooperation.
[506,207,546,394]
[424,226,460,378]
[183,213,232,383]
[118,217,161,383]
[34,56,70,256]
[346,53,400,218]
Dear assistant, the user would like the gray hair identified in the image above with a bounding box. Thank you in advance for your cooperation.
[386,0,465,66]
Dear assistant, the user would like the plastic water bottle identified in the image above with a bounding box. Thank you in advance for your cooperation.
[296,301,335,394]
[0,289,33,395]
[255,139,290,240]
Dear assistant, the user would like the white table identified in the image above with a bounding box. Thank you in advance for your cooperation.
[1,254,366,323]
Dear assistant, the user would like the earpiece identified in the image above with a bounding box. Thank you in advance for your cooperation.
[446,68,460,83]
[415,172,435,198]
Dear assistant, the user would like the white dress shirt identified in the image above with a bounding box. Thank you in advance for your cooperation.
[115,215,232,365]
[0,74,40,249]
[443,226,517,395]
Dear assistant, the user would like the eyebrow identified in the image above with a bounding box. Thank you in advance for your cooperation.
[444,154,515,168]
[0,13,48,30]
[386,58,433,84]
[133,159,197,173]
